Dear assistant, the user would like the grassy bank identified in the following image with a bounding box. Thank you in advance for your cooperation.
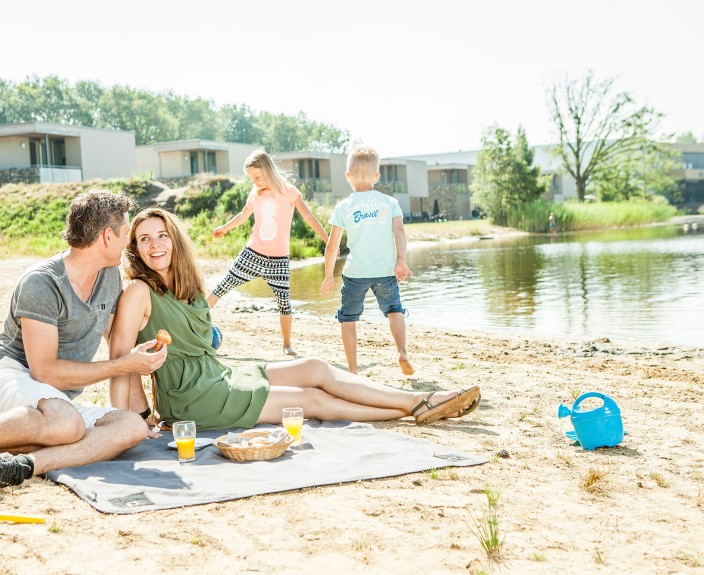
[0,179,681,259]
[508,198,678,233]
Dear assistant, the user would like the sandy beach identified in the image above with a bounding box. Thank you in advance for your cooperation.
[1,249,703,574]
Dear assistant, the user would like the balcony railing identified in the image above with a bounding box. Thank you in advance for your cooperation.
[0,165,83,185]
[429,183,470,195]
[376,181,408,195]
[291,177,332,194]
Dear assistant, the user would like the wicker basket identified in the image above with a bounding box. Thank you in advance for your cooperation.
[214,430,294,462]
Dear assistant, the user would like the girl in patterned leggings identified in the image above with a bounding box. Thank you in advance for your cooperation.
[208,150,329,356]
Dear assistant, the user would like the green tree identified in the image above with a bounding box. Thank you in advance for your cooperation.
[0,75,350,153]
[98,85,178,144]
[220,104,261,144]
[165,93,219,141]
[590,143,682,202]
[674,131,698,144]
[471,126,546,225]
[548,71,664,202]
[0,75,93,125]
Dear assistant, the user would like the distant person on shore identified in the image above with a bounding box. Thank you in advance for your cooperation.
[208,150,329,356]
[549,211,557,238]
[0,191,164,488]
[321,146,414,376]
[109,207,480,429]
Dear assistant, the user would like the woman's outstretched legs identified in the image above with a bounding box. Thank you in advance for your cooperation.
[262,357,462,422]
[256,386,406,423]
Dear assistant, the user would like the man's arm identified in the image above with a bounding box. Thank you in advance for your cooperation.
[392,216,413,282]
[22,317,166,391]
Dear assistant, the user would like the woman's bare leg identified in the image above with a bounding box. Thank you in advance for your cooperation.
[264,358,458,412]
[256,386,406,424]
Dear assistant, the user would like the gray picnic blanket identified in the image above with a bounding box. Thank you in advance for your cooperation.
[46,420,487,514]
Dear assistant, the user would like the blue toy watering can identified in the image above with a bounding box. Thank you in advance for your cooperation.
[557,392,624,450]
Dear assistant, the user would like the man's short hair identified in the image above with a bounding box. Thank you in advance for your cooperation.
[347,146,380,179]
[62,190,133,248]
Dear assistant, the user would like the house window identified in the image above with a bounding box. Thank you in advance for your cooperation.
[205,151,216,173]
[443,170,459,184]
[380,165,398,182]
[298,159,320,179]
[51,139,66,166]
[29,140,42,165]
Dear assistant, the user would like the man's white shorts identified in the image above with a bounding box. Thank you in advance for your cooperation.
[0,356,115,428]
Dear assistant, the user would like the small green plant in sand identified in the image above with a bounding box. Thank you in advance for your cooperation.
[570,389,581,400]
[426,468,439,479]
[594,547,606,565]
[466,487,505,565]
[673,550,704,568]
[450,362,467,371]
[556,453,573,466]
[351,537,372,553]
[650,472,670,488]
[530,551,546,561]
[91,390,107,407]
[48,522,62,534]
[581,467,607,493]
[190,534,206,547]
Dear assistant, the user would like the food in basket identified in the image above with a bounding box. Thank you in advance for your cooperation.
[155,329,172,351]
[214,429,295,462]
[223,429,290,447]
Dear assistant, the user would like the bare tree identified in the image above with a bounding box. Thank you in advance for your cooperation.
[548,72,663,202]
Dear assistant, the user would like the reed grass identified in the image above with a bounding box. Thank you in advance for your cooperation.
[581,467,607,493]
[467,487,505,565]
[507,197,677,233]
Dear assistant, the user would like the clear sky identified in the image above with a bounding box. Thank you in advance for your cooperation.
[3,0,702,157]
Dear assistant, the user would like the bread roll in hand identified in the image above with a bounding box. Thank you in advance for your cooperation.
[154,329,172,351]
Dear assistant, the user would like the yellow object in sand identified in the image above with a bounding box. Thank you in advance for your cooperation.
[0,514,45,524]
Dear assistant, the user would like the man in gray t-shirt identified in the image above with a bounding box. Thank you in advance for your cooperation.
[0,190,168,488]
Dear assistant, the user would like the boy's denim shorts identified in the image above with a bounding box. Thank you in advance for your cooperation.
[336,275,405,323]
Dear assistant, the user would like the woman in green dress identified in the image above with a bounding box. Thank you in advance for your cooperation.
[109,208,480,429]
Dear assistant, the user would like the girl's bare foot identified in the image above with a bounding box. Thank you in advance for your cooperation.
[284,345,297,356]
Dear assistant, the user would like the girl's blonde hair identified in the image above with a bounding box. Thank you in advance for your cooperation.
[124,207,205,303]
[244,149,289,195]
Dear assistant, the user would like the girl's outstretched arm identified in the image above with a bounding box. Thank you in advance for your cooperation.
[212,204,254,239]
[294,196,329,244]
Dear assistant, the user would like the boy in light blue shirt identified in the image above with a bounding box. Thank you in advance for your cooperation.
[322,146,414,375]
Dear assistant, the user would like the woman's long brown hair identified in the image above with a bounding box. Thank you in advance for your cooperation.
[123,207,205,303]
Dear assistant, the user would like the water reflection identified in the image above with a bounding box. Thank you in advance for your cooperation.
[230,224,704,347]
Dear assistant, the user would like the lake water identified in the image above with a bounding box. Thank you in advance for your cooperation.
[229,224,704,348]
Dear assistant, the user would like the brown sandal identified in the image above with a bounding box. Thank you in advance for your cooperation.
[411,387,481,425]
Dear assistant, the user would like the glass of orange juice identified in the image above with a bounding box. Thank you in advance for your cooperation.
[282,407,304,447]
[172,421,197,463]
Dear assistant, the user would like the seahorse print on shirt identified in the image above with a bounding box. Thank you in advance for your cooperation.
[258,198,279,241]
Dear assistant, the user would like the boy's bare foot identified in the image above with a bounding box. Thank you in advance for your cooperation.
[283,346,297,356]
[399,358,415,375]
